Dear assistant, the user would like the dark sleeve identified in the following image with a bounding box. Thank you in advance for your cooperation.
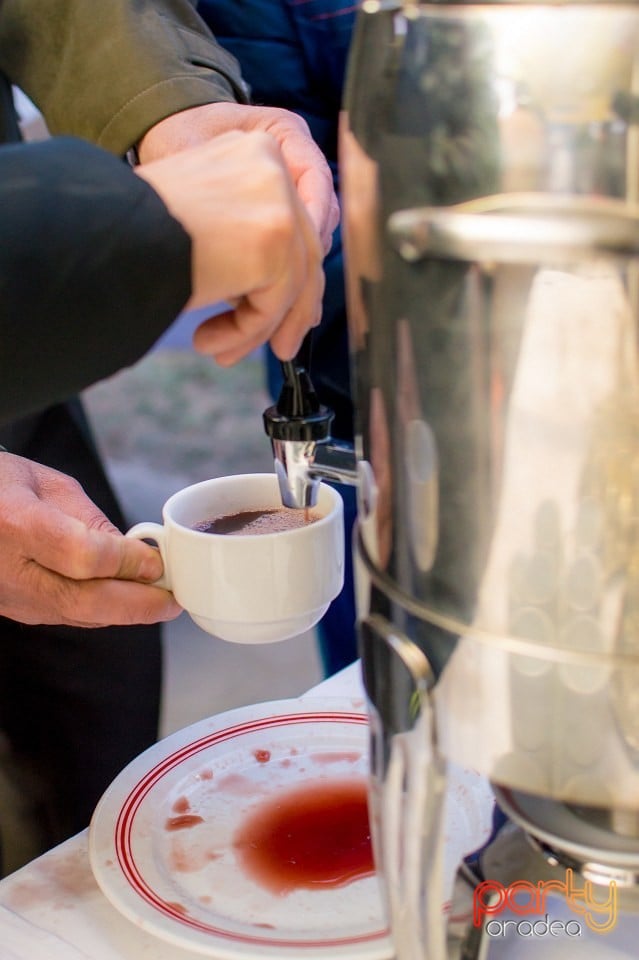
[0,0,250,156]
[0,137,192,426]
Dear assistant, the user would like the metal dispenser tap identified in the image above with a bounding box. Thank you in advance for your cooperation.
[263,332,358,508]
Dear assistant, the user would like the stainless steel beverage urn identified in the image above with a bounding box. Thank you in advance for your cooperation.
[338,1,639,957]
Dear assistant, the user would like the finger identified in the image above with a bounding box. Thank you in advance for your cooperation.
[268,259,325,360]
[193,185,324,364]
[296,169,340,255]
[109,537,166,583]
[21,499,165,583]
[194,259,322,366]
[206,295,315,369]
[250,199,325,359]
[29,472,166,581]
[192,223,310,362]
[269,119,340,252]
[267,217,326,360]
[7,461,124,541]
[192,305,279,364]
[15,566,181,627]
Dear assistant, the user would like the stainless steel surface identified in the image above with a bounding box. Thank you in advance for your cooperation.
[360,615,447,960]
[388,194,639,264]
[341,0,639,956]
[271,439,358,508]
[272,439,323,508]
[343,0,639,801]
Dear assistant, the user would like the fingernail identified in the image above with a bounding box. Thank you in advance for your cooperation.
[138,551,163,582]
[162,599,183,621]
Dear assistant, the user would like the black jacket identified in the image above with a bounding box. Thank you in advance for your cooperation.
[0,136,191,425]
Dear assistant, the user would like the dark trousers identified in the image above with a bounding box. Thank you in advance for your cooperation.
[0,401,161,864]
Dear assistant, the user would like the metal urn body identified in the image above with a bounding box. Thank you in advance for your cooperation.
[340,2,639,957]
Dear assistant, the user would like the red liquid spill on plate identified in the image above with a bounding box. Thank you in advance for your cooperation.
[165,814,204,831]
[233,777,374,895]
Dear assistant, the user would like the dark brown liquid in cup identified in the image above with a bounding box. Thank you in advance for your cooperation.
[192,506,320,536]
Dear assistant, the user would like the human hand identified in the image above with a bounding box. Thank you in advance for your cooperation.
[0,454,182,627]
[137,102,340,255]
[135,130,325,365]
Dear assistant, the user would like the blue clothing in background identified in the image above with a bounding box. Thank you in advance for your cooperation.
[197,1,355,161]
[197,0,358,674]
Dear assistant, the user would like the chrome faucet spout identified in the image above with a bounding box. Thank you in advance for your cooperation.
[269,437,358,509]
[270,438,323,508]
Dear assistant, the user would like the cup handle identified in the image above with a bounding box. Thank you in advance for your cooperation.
[125,522,171,590]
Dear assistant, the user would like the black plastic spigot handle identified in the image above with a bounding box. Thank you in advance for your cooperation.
[278,331,321,419]
[294,328,313,372]
[263,329,334,442]
[279,331,314,416]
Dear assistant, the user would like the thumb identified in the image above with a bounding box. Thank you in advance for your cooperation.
[26,503,165,584]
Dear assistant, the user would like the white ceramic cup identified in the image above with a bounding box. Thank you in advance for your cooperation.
[125,474,344,644]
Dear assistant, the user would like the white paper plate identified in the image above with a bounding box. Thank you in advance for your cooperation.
[89,697,393,960]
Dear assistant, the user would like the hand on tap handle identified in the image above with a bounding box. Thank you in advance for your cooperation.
[136,130,326,368]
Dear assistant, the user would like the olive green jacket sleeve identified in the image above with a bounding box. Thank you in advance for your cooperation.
[0,0,250,156]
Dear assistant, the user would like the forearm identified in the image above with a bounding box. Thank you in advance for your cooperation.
[0,0,249,155]
[0,137,191,425]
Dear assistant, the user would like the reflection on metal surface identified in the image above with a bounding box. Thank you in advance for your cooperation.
[389,195,639,264]
[360,615,446,960]
[404,418,438,572]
